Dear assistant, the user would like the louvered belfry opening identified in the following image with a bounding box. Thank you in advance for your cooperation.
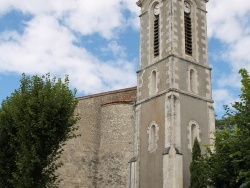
[184,12,192,55]
[154,15,159,57]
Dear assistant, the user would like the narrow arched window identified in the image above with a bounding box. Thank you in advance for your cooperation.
[191,124,197,146]
[188,121,201,151]
[150,125,156,150]
[190,68,196,93]
[151,70,157,95]
[184,1,192,55]
[147,122,159,152]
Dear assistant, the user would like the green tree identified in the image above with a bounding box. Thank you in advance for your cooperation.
[199,69,250,188]
[231,69,250,187]
[190,137,207,188]
[0,74,79,188]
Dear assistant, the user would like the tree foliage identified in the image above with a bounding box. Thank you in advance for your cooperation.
[190,137,207,188]
[196,69,250,188]
[0,74,79,188]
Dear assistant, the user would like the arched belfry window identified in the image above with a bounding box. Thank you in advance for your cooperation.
[184,1,192,55]
[188,121,201,151]
[153,3,160,57]
[147,121,159,152]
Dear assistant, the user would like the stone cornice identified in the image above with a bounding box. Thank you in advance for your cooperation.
[136,0,144,7]
[137,54,211,74]
[136,88,213,106]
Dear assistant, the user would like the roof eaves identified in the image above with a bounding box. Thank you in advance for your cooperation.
[77,86,137,100]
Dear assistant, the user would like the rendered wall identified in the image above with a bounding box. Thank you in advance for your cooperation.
[138,96,165,188]
[179,94,210,187]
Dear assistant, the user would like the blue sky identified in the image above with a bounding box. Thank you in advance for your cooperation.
[0,0,250,118]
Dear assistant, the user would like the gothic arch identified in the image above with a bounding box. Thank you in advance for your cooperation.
[187,120,201,151]
[147,121,159,152]
[149,69,159,96]
[183,0,198,59]
[148,0,161,63]
[188,66,198,94]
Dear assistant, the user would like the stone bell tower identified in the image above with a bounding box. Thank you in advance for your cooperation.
[129,0,215,187]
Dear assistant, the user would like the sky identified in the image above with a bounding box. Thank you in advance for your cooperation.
[0,0,250,118]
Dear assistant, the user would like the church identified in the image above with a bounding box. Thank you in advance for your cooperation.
[58,0,215,187]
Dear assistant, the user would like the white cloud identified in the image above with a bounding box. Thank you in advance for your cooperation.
[0,0,139,39]
[101,41,126,58]
[207,0,250,41]
[0,0,139,94]
[207,1,250,111]
[207,1,250,70]
[217,72,241,89]
[0,14,137,94]
[228,36,250,70]
[212,89,238,116]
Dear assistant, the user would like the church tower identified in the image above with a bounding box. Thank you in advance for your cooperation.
[130,0,215,187]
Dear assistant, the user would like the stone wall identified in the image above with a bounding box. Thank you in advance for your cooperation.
[97,103,134,188]
[58,87,136,188]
